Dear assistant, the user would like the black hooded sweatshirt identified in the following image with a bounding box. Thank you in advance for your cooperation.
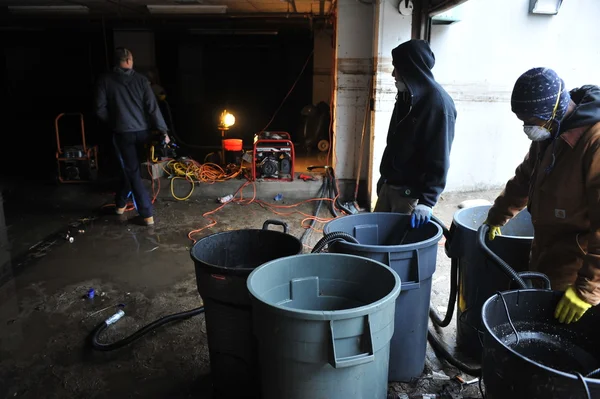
[379,40,456,208]
[95,67,168,134]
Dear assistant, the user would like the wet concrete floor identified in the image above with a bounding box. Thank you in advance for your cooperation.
[0,181,501,398]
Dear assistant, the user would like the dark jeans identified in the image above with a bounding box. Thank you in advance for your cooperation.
[113,130,152,218]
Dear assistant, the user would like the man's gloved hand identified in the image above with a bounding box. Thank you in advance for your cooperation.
[161,131,171,145]
[554,286,593,324]
[484,219,502,241]
[411,204,432,229]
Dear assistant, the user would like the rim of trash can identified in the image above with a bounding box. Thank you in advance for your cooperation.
[323,213,443,251]
[453,205,533,240]
[190,229,303,276]
[481,289,593,382]
[246,253,402,321]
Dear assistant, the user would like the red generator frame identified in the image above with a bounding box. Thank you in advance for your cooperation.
[252,131,295,182]
[55,113,99,183]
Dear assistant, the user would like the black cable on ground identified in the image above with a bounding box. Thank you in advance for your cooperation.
[327,168,354,215]
[300,177,328,245]
[326,170,340,218]
[427,327,482,376]
[90,306,205,352]
[311,232,359,253]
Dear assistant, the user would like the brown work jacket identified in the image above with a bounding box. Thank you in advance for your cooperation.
[487,122,600,305]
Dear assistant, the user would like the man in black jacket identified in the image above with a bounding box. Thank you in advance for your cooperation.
[95,48,169,226]
[376,40,456,228]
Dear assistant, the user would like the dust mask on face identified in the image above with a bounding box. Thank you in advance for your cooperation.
[523,125,552,141]
[395,80,408,92]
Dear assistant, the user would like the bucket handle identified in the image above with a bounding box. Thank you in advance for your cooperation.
[328,316,375,369]
[262,219,288,234]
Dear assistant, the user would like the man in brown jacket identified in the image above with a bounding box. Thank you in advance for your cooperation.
[485,68,600,324]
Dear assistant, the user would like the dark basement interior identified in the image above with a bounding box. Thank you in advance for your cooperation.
[1,1,597,399]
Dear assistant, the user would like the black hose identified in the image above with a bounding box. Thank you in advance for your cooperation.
[477,225,528,289]
[90,306,205,352]
[429,257,459,328]
[431,215,451,241]
[427,327,481,376]
[428,215,457,328]
[311,232,359,253]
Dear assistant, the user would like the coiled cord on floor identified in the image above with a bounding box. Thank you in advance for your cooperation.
[90,306,205,352]
[311,232,359,253]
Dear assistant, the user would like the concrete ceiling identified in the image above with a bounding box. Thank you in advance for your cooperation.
[0,0,334,15]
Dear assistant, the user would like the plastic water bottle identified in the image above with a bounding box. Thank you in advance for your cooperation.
[105,309,125,325]
[218,194,234,204]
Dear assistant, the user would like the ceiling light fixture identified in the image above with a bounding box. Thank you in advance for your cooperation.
[146,5,227,14]
[8,5,90,14]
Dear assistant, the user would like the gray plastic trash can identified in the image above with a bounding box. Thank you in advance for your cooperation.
[191,220,302,399]
[446,205,533,359]
[247,253,401,399]
[323,213,442,382]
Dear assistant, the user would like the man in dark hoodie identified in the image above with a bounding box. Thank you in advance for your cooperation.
[485,67,600,324]
[376,40,456,229]
[95,48,169,226]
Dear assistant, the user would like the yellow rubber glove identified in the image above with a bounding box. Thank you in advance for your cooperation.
[483,219,502,241]
[554,286,593,324]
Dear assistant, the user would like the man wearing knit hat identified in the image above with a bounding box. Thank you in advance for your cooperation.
[485,67,600,324]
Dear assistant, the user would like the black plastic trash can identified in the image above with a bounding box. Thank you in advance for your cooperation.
[191,220,303,399]
[324,212,442,382]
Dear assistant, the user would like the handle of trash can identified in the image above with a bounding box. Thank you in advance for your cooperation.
[517,271,552,290]
[401,281,421,291]
[328,316,375,369]
[262,219,288,234]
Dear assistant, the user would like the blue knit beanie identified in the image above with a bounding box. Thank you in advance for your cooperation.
[511,67,571,121]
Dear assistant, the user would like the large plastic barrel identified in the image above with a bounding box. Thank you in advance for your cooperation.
[447,205,533,360]
[323,213,442,382]
[247,253,401,399]
[481,289,600,398]
[190,220,302,399]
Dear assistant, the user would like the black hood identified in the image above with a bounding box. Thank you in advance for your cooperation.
[562,85,600,131]
[391,40,437,103]
[112,66,136,86]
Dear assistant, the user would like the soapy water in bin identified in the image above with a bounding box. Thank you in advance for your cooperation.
[494,321,600,375]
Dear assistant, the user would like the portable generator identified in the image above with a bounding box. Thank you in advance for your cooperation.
[55,113,99,183]
[252,131,295,181]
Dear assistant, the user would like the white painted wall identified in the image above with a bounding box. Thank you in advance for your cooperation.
[430,0,600,192]
[333,0,373,181]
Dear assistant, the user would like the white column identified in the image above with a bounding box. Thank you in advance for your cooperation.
[333,0,373,180]
[369,0,413,209]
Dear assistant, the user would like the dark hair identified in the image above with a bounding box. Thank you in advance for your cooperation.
[114,47,132,65]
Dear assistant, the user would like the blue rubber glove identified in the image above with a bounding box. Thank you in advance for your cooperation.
[411,204,432,228]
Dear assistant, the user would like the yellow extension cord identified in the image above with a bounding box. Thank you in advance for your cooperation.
[163,159,243,201]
